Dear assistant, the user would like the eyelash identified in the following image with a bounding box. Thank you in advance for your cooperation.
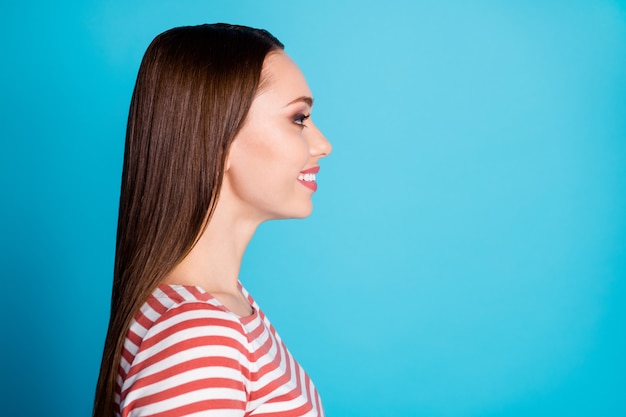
[293,113,311,127]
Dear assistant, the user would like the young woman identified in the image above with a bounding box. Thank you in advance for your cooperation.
[93,24,332,417]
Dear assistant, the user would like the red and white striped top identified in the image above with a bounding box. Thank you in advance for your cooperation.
[115,283,324,417]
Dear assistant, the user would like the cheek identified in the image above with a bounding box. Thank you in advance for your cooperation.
[247,131,309,175]
[228,131,308,192]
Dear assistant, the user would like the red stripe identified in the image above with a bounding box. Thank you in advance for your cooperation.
[304,371,313,404]
[126,377,245,410]
[142,314,243,350]
[261,387,302,403]
[126,328,142,347]
[249,329,276,362]
[122,398,246,417]
[251,335,284,381]
[250,344,290,401]
[185,285,211,301]
[134,309,152,329]
[125,356,249,395]
[246,318,265,340]
[146,294,168,314]
[253,401,314,417]
[161,286,185,304]
[126,335,248,381]
[314,390,322,416]
[119,347,134,379]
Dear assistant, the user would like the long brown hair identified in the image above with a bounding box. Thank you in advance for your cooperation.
[93,24,283,416]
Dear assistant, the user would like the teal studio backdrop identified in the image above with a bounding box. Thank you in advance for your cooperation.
[1,1,625,416]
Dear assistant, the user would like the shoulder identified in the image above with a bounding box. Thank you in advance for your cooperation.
[150,300,248,351]
[135,293,251,365]
[125,285,253,382]
[120,290,252,415]
[145,284,248,339]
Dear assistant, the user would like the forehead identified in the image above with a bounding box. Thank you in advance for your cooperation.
[257,51,312,101]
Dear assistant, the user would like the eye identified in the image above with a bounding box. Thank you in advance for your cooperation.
[293,113,311,127]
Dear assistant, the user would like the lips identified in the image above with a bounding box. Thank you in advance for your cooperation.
[298,166,320,191]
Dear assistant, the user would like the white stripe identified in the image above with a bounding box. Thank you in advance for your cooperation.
[144,321,246,351]
[147,308,243,339]
[127,387,246,415]
[124,344,246,390]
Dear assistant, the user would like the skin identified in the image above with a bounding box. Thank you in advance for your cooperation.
[164,51,332,316]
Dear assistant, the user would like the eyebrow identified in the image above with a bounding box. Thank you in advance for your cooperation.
[284,96,314,108]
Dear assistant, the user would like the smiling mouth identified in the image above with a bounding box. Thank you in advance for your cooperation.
[298,173,316,182]
[298,166,319,191]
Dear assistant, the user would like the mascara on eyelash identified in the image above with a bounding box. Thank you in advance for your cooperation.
[294,114,311,125]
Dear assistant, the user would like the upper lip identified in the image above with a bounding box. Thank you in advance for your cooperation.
[300,166,320,174]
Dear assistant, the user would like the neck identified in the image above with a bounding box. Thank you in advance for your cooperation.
[164,193,261,296]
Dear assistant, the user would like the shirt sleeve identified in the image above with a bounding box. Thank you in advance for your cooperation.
[119,302,250,417]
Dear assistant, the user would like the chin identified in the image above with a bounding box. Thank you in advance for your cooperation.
[294,208,313,219]
[294,201,314,218]
[270,202,314,220]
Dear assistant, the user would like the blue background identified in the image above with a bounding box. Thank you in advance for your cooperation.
[1,1,625,416]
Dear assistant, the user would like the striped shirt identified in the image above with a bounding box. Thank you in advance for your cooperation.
[116,283,324,417]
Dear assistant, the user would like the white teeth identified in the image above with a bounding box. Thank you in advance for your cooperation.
[298,173,316,181]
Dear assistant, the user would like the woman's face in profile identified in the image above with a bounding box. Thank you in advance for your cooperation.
[223,51,332,221]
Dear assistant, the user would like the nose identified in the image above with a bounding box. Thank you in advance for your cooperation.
[308,122,332,158]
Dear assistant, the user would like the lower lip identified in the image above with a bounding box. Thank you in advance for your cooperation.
[298,179,318,192]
